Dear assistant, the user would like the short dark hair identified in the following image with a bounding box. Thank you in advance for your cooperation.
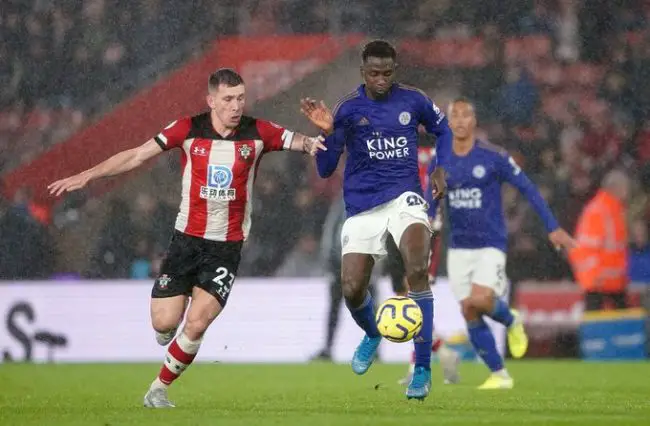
[208,68,244,91]
[361,40,397,63]
[451,96,475,110]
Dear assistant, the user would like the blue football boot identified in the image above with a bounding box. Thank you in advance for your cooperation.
[406,366,432,400]
[351,335,381,375]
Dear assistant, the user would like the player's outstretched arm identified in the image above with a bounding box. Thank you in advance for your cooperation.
[500,154,576,250]
[47,139,163,197]
[300,97,345,178]
[300,98,333,135]
[288,133,327,156]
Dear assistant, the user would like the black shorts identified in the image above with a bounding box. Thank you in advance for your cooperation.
[385,234,408,294]
[152,231,243,307]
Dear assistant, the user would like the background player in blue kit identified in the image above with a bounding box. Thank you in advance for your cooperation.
[300,40,452,400]
[429,98,576,389]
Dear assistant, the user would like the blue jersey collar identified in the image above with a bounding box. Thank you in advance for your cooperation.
[357,84,396,102]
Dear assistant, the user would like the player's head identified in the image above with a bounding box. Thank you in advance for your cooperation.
[448,97,476,141]
[207,68,245,129]
[601,169,630,202]
[360,40,397,98]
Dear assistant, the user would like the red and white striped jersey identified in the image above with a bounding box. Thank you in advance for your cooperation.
[417,145,435,191]
[154,112,294,242]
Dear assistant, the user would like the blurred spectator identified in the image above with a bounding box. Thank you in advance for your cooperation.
[518,0,554,35]
[634,119,650,164]
[553,0,580,62]
[130,239,153,279]
[497,65,539,126]
[274,233,324,277]
[578,112,624,169]
[87,199,135,279]
[630,36,650,123]
[629,219,650,284]
[0,188,54,279]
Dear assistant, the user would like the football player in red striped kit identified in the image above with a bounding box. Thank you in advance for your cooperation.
[48,68,326,408]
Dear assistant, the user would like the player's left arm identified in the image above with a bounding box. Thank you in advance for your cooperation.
[416,92,452,199]
[256,119,326,156]
[499,153,577,250]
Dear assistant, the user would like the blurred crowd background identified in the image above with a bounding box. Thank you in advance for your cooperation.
[1,0,649,290]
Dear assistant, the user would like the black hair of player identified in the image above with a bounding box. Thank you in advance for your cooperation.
[208,68,244,91]
[361,40,397,63]
[451,96,475,111]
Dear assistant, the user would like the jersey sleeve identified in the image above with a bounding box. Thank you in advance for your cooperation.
[414,91,452,170]
[256,119,295,152]
[154,117,191,150]
[497,152,560,233]
[316,100,348,178]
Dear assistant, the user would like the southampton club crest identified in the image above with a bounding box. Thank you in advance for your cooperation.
[157,274,171,289]
[238,144,252,160]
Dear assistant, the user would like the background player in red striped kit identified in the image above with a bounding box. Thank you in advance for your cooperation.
[47,68,326,408]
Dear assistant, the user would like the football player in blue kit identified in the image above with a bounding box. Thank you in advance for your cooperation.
[300,40,452,400]
[427,97,576,389]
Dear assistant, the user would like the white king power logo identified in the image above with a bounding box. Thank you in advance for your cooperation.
[366,131,410,160]
[449,188,483,209]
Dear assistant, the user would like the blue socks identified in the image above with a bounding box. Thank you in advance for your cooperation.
[346,292,380,338]
[408,289,434,370]
[468,318,504,372]
[486,297,514,327]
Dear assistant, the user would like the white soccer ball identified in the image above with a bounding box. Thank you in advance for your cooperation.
[375,297,423,343]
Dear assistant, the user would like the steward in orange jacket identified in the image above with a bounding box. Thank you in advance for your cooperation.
[569,170,630,311]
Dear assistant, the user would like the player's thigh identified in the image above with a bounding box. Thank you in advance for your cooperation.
[470,248,508,299]
[340,206,389,260]
[385,234,408,294]
[446,249,475,302]
[150,231,197,330]
[387,191,431,265]
[194,240,243,309]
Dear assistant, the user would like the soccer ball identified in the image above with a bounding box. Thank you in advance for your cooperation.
[375,297,423,343]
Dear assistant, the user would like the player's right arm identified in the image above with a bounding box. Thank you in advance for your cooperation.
[48,118,191,196]
[300,98,346,178]
[497,151,576,250]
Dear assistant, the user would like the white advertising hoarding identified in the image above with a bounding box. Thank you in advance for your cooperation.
[0,278,505,363]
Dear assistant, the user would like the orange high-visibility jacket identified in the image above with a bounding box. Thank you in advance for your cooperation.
[569,189,628,293]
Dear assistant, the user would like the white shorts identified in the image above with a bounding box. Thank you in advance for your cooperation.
[447,248,507,301]
[340,191,431,261]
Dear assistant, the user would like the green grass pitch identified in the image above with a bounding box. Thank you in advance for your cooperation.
[2,361,649,425]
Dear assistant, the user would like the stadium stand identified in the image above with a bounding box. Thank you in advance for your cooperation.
[1,0,649,284]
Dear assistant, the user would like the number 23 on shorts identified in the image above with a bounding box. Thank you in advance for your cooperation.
[201,266,235,306]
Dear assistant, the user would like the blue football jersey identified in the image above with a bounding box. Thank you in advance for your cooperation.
[316,84,452,217]
[428,140,559,252]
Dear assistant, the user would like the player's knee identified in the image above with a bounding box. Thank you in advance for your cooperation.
[183,318,210,341]
[461,300,480,322]
[341,275,365,307]
[468,287,495,313]
[151,311,183,333]
[152,318,178,334]
[404,261,428,291]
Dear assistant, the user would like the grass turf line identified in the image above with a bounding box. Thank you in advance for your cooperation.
[1,361,649,425]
